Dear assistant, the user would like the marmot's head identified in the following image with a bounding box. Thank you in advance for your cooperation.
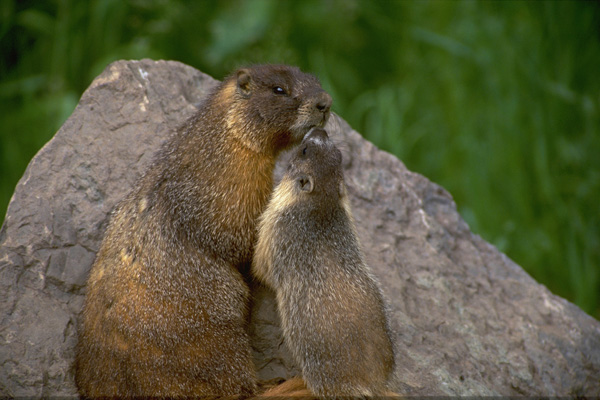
[285,128,344,205]
[223,65,332,154]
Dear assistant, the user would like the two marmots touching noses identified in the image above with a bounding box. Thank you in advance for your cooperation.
[74,64,396,398]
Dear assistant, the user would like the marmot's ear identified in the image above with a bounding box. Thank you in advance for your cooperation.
[298,175,314,193]
[236,69,252,98]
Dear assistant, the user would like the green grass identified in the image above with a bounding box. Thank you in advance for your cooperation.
[1,0,599,318]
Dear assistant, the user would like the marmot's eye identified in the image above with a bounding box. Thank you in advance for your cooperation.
[273,86,287,95]
[302,146,308,155]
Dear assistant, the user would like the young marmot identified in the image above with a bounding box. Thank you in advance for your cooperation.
[74,65,331,397]
[253,128,396,398]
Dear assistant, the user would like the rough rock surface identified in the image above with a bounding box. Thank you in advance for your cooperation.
[1,59,599,397]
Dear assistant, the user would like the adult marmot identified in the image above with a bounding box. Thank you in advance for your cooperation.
[253,128,396,398]
[74,65,332,397]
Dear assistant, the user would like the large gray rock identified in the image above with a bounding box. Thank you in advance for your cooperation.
[1,59,598,397]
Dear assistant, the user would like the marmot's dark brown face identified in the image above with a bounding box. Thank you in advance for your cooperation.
[232,65,332,151]
[286,128,343,201]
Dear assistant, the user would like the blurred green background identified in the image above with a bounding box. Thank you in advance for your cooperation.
[1,0,599,318]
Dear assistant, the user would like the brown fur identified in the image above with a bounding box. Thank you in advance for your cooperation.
[252,128,397,398]
[74,65,331,397]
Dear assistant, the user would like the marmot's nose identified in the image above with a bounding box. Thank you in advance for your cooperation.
[304,127,329,143]
[315,91,332,113]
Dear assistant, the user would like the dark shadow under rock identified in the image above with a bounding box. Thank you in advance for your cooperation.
[1,59,599,397]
